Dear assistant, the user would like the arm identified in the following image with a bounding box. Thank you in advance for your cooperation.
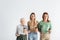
[27,22,30,33]
[48,22,52,33]
[15,26,20,37]
[37,22,42,34]
[23,28,28,35]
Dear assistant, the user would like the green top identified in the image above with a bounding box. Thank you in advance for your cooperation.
[38,20,52,34]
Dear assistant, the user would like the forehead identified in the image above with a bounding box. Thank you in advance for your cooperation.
[31,14,35,16]
[44,14,48,16]
[20,18,25,21]
[31,14,35,17]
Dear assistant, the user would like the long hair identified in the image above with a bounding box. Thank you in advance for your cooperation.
[30,12,36,26]
[42,12,50,22]
[30,12,36,20]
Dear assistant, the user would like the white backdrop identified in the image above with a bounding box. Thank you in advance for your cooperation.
[0,0,60,40]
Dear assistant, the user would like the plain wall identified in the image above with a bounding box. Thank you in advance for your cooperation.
[0,0,60,40]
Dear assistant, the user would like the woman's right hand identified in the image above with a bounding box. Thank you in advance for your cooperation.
[16,34,20,37]
[28,30,30,33]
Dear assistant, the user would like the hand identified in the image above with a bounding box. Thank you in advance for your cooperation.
[24,29,28,35]
[16,34,20,37]
[25,31,28,35]
[48,30,51,33]
[28,31,30,33]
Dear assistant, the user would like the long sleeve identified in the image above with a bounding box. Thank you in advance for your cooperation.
[27,22,30,31]
[38,23,41,32]
[16,26,18,34]
[49,22,52,30]
[16,25,26,35]
[37,23,41,32]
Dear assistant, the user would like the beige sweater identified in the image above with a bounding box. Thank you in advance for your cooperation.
[28,20,38,32]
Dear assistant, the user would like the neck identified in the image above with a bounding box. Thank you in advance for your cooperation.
[31,20,34,21]
[44,20,47,22]
[21,24,25,26]
[31,19,35,21]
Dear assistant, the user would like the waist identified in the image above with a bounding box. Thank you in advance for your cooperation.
[29,27,37,32]
[41,31,49,34]
[18,34,27,36]
[30,29,36,32]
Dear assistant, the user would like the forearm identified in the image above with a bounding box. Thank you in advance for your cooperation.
[16,33,20,37]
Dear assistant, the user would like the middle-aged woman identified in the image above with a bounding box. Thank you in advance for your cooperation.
[38,12,52,40]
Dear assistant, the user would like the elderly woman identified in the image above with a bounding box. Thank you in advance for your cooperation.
[16,18,28,40]
[38,12,52,40]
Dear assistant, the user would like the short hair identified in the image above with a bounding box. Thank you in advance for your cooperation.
[20,18,25,22]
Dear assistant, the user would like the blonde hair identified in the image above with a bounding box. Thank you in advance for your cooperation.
[29,12,37,26]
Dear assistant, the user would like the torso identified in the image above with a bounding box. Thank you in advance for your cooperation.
[40,20,51,33]
[28,20,38,32]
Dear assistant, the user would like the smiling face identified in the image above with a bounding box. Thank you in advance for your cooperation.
[43,14,49,21]
[30,14,35,20]
[30,13,36,20]
[42,12,49,22]
[20,18,26,25]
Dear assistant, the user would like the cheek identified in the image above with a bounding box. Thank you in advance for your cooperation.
[33,17,35,19]
[44,16,48,18]
[46,17,48,19]
[31,17,35,19]
[22,21,24,24]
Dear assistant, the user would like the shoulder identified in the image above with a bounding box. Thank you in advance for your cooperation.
[49,20,51,23]
[16,24,19,29]
[37,20,43,25]
[39,20,43,24]
[27,20,31,24]
[48,21,52,25]
[28,21,30,23]
[47,19,51,22]
[17,24,21,28]
[17,24,21,26]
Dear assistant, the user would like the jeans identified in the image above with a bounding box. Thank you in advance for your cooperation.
[28,32,38,40]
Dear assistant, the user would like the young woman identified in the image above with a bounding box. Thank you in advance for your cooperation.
[28,13,38,40]
[38,12,52,40]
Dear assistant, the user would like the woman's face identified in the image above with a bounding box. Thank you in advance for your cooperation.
[43,14,48,21]
[20,19,26,25]
[31,14,35,20]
